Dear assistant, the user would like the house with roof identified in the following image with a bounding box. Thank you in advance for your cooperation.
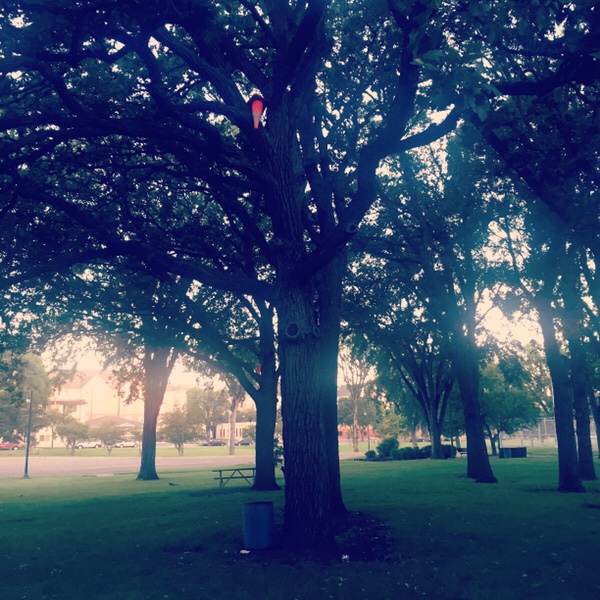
[37,370,190,447]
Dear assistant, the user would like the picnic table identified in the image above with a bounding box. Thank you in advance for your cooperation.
[212,466,256,487]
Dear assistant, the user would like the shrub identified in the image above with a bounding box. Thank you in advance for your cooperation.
[364,450,377,461]
[376,437,399,458]
[392,446,428,461]
[420,444,457,459]
[420,445,432,458]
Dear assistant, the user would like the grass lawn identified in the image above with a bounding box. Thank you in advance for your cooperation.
[1,452,599,599]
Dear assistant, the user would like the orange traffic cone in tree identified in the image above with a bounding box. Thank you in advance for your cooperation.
[248,93,266,129]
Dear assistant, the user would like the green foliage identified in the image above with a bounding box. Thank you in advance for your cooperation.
[93,421,127,454]
[376,436,399,458]
[44,409,70,448]
[55,417,90,455]
[364,449,377,461]
[373,411,406,440]
[241,423,256,443]
[186,388,229,442]
[480,360,541,439]
[391,446,427,461]
[157,406,202,455]
[419,444,457,460]
[0,352,51,441]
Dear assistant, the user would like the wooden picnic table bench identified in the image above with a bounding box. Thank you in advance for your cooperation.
[212,467,256,488]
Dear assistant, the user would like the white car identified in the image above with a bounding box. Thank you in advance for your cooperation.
[114,440,136,448]
[75,439,102,449]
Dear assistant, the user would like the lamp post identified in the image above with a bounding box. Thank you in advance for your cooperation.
[23,391,34,478]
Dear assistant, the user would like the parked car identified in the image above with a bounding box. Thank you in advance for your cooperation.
[75,439,102,449]
[208,439,227,446]
[114,440,136,448]
[235,438,253,446]
[0,441,23,451]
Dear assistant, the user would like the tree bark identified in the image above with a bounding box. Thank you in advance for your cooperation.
[252,381,280,491]
[485,425,498,456]
[536,294,584,492]
[452,334,497,482]
[228,404,237,456]
[251,304,280,491]
[448,294,496,482]
[428,416,444,459]
[561,252,596,481]
[316,255,347,515]
[138,392,160,480]
[279,282,333,550]
[137,346,177,481]
[588,383,600,460]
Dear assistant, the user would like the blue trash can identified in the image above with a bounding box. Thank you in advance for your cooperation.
[242,501,275,550]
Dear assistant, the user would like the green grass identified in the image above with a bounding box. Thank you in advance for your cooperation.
[1,454,599,599]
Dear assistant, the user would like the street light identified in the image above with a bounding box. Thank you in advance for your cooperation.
[23,391,34,478]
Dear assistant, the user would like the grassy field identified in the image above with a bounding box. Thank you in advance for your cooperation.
[1,451,599,599]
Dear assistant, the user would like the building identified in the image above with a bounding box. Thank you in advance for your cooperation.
[37,370,189,447]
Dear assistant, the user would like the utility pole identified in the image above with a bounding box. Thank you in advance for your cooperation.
[23,391,34,478]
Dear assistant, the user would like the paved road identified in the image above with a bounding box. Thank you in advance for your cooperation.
[0,451,361,478]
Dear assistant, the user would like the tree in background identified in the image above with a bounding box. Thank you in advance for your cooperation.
[336,396,375,449]
[56,417,90,456]
[157,406,201,455]
[479,361,541,455]
[44,409,69,449]
[93,420,128,455]
[375,410,407,442]
[339,341,374,452]
[186,387,229,443]
[222,374,247,456]
[376,367,428,449]
[0,352,51,444]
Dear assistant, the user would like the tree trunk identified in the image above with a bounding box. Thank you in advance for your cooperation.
[410,428,419,448]
[428,417,444,459]
[569,342,596,481]
[561,254,596,481]
[315,255,347,515]
[251,304,280,491]
[137,346,178,481]
[253,384,280,491]
[453,339,497,483]
[440,252,496,482]
[588,385,600,460]
[138,390,160,480]
[279,283,333,551]
[485,425,497,456]
[352,417,359,451]
[228,403,237,456]
[537,296,584,492]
